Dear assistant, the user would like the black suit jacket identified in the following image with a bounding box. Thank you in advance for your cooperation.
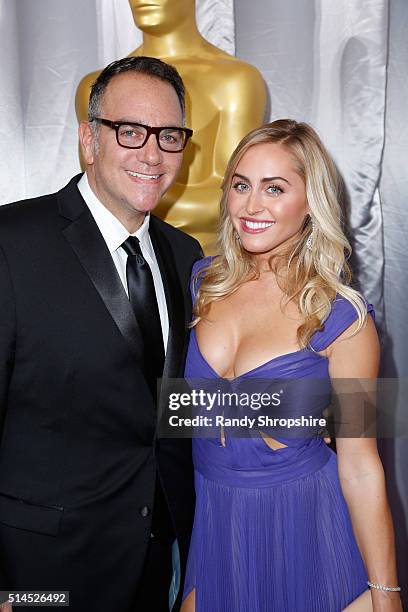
[0,175,202,610]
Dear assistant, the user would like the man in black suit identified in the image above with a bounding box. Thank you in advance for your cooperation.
[0,56,201,612]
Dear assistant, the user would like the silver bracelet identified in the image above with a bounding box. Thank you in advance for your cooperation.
[367,580,401,592]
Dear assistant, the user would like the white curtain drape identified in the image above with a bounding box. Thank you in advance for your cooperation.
[0,0,101,200]
[95,0,141,66]
[0,0,25,203]
[0,0,407,600]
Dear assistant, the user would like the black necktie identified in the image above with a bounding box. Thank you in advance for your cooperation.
[122,236,165,397]
[123,238,174,544]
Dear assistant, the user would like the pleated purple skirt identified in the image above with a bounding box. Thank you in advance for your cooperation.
[183,437,368,611]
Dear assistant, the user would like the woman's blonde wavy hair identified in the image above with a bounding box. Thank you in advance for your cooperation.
[192,119,367,348]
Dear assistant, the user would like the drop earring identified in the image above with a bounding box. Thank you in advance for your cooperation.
[306,220,315,251]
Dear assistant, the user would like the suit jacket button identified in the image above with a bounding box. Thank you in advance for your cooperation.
[139,506,150,518]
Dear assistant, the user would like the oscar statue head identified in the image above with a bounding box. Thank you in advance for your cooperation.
[129,0,195,35]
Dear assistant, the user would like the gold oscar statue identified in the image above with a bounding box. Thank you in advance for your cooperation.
[76,0,266,252]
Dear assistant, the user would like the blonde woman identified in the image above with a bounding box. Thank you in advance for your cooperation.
[180,120,401,612]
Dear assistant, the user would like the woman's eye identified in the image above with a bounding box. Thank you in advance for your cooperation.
[232,181,249,193]
[267,184,283,196]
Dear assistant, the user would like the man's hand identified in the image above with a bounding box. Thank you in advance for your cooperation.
[0,601,12,611]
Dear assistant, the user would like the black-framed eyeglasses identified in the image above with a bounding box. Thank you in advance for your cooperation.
[91,117,193,153]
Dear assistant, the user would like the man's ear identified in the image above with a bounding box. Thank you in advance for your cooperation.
[79,121,96,165]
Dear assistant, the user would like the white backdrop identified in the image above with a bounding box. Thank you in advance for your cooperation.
[1,0,407,598]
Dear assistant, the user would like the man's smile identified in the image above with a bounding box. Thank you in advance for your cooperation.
[126,170,162,180]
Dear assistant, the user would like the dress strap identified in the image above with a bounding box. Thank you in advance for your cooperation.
[310,297,375,352]
[190,256,214,301]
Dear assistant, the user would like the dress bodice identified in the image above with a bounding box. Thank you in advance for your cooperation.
[185,257,374,485]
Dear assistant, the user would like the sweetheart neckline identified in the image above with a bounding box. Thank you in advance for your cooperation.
[191,329,327,380]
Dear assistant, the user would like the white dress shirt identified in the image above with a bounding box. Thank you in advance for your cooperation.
[77,173,169,351]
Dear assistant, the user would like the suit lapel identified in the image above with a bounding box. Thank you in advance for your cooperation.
[149,216,186,382]
[57,176,144,366]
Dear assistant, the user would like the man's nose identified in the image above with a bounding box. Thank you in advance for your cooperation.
[137,133,162,165]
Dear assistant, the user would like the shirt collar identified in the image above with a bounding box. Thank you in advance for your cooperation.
[77,173,150,253]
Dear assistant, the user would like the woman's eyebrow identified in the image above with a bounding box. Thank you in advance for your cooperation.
[261,176,290,185]
[232,173,291,185]
[232,173,250,182]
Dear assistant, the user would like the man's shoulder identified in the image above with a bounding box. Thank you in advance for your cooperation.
[0,191,58,233]
[1,191,57,213]
[0,175,81,234]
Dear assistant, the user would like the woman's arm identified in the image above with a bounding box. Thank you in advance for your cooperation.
[327,316,402,612]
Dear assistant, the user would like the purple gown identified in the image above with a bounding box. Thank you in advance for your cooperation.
[182,258,372,612]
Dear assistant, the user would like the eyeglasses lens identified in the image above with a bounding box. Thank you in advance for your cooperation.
[117,124,186,151]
